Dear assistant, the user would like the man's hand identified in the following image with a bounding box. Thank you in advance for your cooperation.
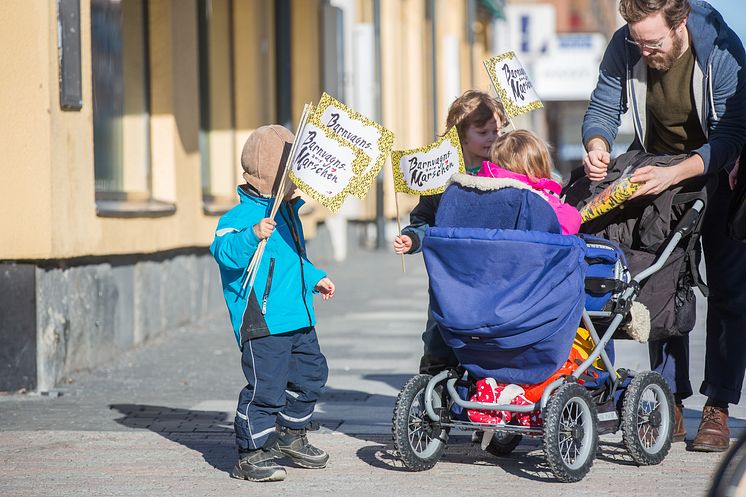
[314,277,335,300]
[584,149,611,182]
[630,155,705,198]
[629,166,680,197]
[253,218,276,240]
[393,234,413,255]
[730,158,740,190]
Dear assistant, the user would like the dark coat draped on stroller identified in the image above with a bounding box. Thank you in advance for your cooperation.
[563,150,712,340]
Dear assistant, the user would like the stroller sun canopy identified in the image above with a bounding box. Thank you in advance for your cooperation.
[424,227,588,384]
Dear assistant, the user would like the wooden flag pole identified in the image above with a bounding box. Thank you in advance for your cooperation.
[394,190,406,273]
[242,103,312,291]
[390,154,406,273]
[269,102,312,220]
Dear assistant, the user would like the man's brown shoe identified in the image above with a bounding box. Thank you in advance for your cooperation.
[691,406,730,452]
[673,403,686,442]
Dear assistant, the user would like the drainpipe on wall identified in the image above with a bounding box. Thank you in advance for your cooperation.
[427,0,438,140]
[373,0,385,249]
[467,0,476,88]
[275,0,292,129]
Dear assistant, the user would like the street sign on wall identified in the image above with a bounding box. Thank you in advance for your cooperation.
[504,4,556,61]
[533,33,606,101]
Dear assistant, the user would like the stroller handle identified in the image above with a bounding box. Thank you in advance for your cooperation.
[672,198,705,238]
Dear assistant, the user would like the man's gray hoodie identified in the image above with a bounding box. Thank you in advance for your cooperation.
[582,0,746,174]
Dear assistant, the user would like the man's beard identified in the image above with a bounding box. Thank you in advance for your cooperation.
[644,33,685,71]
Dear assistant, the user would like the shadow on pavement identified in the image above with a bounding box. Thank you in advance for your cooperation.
[484,449,560,482]
[354,436,565,482]
[109,404,235,474]
[109,380,402,475]
[596,440,638,466]
[354,441,411,473]
[315,376,407,444]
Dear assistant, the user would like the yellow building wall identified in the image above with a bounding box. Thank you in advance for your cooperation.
[0,0,500,260]
[292,0,322,125]
[95,0,216,258]
[435,0,463,127]
[234,0,276,181]
[48,0,100,257]
[204,0,238,198]
[1,0,222,260]
[470,9,496,94]
[0,1,55,259]
[379,0,432,219]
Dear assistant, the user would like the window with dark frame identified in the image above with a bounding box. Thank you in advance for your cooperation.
[91,0,151,199]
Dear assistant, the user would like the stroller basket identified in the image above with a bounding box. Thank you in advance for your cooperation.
[582,234,630,311]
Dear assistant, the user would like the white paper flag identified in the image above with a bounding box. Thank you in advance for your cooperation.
[484,51,543,118]
[391,127,465,196]
[289,118,367,212]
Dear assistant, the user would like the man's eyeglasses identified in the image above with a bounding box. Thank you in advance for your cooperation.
[625,26,675,51]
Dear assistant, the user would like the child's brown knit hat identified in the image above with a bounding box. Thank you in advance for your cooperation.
[240,125,294,195]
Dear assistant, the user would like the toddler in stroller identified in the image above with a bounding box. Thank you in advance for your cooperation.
[391,139,708,482]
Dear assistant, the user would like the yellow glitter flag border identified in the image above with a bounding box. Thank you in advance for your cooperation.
[484,51,544,119]
[390,126,466,196]
[314,93,395,199]
[288,114,368,213]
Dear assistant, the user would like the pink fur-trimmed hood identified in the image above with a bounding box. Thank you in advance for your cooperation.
[475,161,581,235]
[477,161,562,196]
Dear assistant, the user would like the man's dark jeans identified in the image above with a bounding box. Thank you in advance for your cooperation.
[650,170,746,405]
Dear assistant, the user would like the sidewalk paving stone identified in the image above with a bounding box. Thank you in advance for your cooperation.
[0,247,743,496]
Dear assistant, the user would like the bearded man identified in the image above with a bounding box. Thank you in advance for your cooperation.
[581,0,746,452]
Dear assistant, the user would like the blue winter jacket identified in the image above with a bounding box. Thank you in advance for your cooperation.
[210,186,327,348]
[583,0,746,174]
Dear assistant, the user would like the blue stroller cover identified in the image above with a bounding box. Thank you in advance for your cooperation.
[423,176,588,384]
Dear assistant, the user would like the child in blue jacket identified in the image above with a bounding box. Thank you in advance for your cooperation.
[210,125,335,482]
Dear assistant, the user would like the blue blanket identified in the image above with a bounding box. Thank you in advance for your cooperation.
[424,227,587,384]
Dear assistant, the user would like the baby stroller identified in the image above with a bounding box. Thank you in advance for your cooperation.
[391,171,709,482]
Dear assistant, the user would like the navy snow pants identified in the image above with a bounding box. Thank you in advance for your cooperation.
[235,328,328,451]
[649,171,746,405]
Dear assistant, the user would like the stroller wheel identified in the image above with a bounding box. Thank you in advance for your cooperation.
[542,382,598,482]
[621,371,674,465]
[485,432,522,457]
[392,374,448,471]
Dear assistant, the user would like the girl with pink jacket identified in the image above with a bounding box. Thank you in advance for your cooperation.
[478,130,581,235]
